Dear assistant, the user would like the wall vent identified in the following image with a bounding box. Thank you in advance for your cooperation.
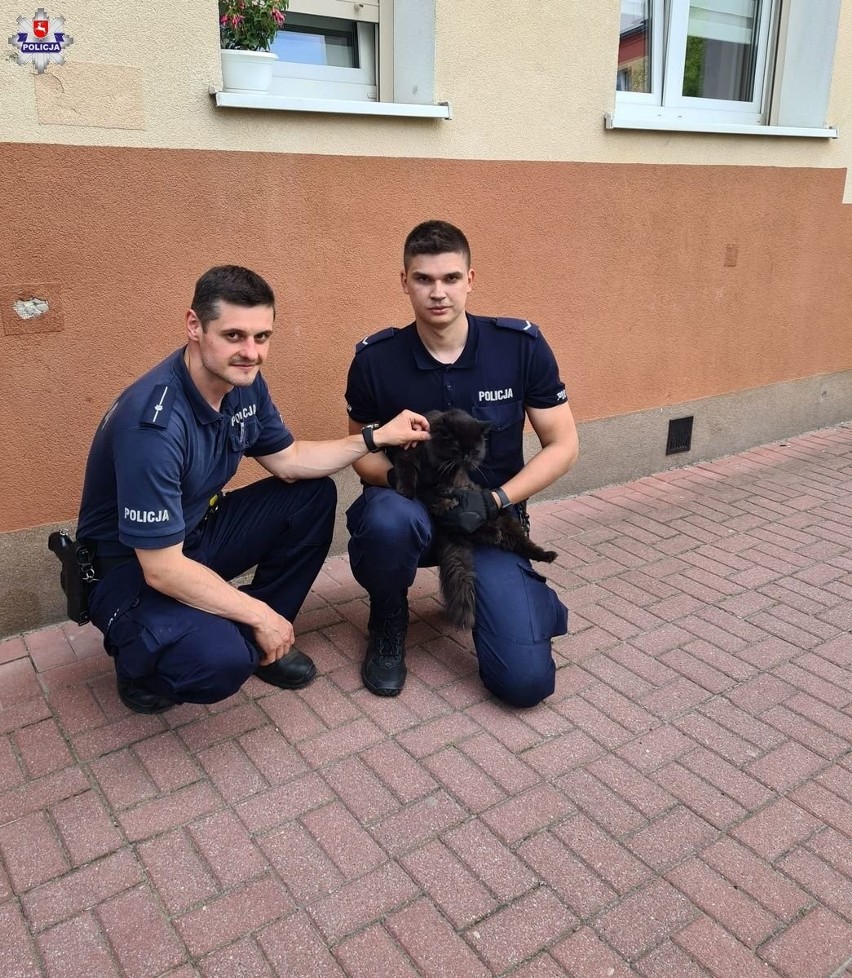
[666,416,694,455]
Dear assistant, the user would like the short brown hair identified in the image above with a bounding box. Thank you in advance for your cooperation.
[191,265,275,327]
[403,221,471,269]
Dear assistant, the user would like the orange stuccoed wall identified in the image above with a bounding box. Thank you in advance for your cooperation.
[2,143,851,535]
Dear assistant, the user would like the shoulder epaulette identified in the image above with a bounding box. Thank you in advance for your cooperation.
[491,317,540,338]
[355,327,398,354]
[139,384,175,429]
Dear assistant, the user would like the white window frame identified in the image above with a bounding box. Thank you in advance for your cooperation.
[608,0,840,136]
[270,14,378,102]
[665,0,774,124]
[615,0,776,125]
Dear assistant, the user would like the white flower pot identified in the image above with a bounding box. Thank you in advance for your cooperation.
[220,49,277,94]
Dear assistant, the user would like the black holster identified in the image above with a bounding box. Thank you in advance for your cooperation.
[47,530,97,625]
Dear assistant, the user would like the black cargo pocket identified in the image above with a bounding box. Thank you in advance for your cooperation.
[104,602,164,681]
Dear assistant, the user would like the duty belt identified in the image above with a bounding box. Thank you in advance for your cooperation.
[93,554,136,580]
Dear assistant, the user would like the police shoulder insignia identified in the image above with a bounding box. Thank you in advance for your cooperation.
[492,317,540,338]
[140,384,175,429]
[355,327,398,353]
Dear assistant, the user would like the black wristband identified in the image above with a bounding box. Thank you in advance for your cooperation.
[361,424,381,453]
[493,486,511,509]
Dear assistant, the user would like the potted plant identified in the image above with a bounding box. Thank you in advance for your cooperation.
[219,0,288,94]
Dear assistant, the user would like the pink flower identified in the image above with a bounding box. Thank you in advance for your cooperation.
[272,8,286,24]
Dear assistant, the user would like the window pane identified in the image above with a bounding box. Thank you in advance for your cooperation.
[270,13,359,69]
[617,0,652,92]
[682,0,760,100]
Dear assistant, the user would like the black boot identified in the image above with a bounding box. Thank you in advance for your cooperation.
[362,603,409,697]
[117,677,177,715]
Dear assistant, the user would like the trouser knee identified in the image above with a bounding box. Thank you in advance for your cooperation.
[163,638,257,704]
[347,488,432,609]
[477,640,556,708]
[348,487,431,551]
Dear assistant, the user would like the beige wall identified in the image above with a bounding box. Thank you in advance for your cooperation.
[1,1,850,183]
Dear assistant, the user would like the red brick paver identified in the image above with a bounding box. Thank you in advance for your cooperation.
[1,424,850,976]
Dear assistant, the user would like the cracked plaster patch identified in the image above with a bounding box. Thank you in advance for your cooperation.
[14,297,49,319]
[1,283,63,335]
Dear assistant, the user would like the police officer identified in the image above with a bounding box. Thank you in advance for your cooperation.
[345,221,580,707]
[77,265,429,714]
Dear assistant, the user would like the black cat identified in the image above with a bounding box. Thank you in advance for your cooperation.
[393,408,557,629]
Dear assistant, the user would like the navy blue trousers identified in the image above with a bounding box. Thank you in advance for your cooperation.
[347,486,568,707]
[88,477,336,704]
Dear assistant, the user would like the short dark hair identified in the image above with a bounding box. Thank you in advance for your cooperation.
[403,220,471,269]
[191,265,276,327]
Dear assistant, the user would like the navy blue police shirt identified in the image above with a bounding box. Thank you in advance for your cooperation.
[345,314,567,488]
[77,348,293,556]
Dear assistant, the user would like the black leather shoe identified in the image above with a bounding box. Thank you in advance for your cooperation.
[362,604,408,697]
[117,677,176,715]
[254,648,317,690]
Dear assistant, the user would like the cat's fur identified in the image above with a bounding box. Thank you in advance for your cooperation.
[393,408,557,629]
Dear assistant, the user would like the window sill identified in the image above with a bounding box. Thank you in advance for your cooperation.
[211,88,452,119]
[605,112,837,139]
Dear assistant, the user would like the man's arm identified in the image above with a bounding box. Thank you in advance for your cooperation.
[495,401,579,507]
[256,410,428,483]
[135,544,295,665]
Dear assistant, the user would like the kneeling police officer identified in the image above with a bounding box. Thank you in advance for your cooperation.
[71,265,429,714]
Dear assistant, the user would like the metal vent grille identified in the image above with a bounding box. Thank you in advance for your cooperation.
[666,416,694,455]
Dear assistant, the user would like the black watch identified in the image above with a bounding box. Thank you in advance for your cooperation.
[361,423,382,453]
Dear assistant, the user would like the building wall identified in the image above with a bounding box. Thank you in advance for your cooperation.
[1,0,851,635]
[3,1,851,174]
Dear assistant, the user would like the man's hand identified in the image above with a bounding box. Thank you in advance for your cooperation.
[374,410,431,451]
[252,606,296,665]
[435,488,498,534]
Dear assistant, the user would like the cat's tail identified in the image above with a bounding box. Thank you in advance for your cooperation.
[437,539,477,631]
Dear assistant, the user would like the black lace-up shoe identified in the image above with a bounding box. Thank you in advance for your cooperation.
[255,648,317,690]
[117,677,177,715]
[362,604,409,697]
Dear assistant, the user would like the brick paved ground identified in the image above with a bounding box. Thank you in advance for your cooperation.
[1,424,850,978]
